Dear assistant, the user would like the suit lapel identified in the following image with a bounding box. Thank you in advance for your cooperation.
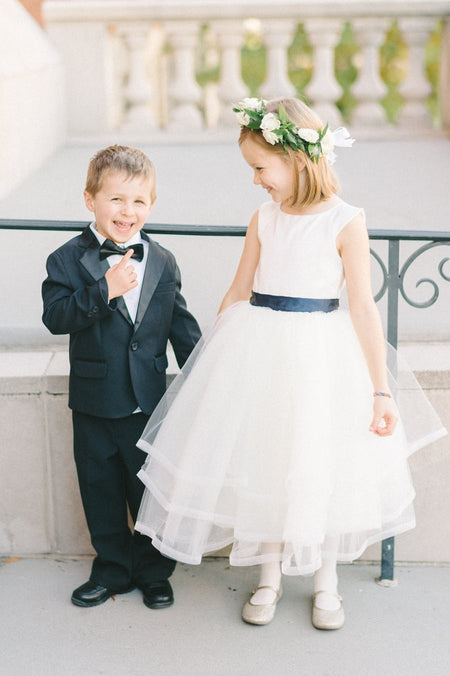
[115,297,133,326]
[134,236,166,330]
[79,227,133,326]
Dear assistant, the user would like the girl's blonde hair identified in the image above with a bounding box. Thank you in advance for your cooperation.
[238,98,339,207]
[85,145,156,202]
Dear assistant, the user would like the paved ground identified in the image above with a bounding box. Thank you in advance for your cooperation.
[1,557,449,676]
[0,137,449,229]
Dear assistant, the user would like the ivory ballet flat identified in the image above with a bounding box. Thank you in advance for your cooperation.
[242,585,283,625]
[312,590,345,630]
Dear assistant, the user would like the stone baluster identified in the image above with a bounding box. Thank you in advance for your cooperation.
[304,19,343,129]
[351,18,389,126]
[260,20,297,99]
[165,20,203,131]
[440,18,450,132]
[118,22,157,131]
[397,17,436,129]
[211,20,247,127]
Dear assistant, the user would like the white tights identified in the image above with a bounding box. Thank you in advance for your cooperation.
[250,544,282,605]
[313,537,340,610]
[250,539,341,610]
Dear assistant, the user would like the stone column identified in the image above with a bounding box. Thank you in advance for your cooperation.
[304,18,343,129]
[211,20,247,126]
[351,18,389,126]
[165,20,203,131]
[398,17,436,129]
[119,22,157,131]
[440,18,450,132]
[260,20,297,99]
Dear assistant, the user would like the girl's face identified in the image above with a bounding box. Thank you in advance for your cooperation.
[240,136,297,206]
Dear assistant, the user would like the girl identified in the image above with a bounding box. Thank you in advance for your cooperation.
[135,98,446,629]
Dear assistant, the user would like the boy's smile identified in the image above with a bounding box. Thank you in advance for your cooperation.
[84,171,154,243]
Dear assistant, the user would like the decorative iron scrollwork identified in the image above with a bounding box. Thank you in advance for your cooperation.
[370,248,388,303]
[370,241,450,308]
[399,242,450,309]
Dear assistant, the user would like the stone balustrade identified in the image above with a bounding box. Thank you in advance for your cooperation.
[43,0,450,140]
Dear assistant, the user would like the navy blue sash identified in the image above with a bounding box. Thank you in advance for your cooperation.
[250,291,339,313]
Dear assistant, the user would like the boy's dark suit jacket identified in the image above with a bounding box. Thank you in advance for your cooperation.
[42,227,201,417]
[42,226,200,588]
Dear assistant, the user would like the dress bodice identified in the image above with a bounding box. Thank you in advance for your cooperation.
[253,200,364,299]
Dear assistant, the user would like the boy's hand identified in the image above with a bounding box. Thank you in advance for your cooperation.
[369,396,398,437]
[105,249,138,301]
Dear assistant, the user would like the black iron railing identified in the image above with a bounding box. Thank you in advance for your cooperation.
[1,218,449,583]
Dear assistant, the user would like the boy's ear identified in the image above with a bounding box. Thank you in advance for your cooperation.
[84,190,95,213]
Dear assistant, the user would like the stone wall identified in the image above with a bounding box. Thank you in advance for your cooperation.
[0,0,65,199]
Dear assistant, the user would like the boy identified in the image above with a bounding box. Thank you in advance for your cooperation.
[42,145,201,609]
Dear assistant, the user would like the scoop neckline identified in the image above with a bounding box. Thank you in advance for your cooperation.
[278,200,343,217]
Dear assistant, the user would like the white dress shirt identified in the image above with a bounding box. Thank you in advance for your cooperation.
[90,223,149,323]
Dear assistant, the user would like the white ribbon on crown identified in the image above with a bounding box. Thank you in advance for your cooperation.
[324,127,355,165]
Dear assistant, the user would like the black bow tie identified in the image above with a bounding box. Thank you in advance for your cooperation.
[99,239,144,262]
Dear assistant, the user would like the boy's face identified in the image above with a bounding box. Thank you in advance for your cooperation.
[84,171,154,243]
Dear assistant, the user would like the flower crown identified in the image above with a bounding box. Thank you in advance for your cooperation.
[233,98,354,165]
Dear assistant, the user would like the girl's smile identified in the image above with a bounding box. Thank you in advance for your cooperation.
[240,136,295,206]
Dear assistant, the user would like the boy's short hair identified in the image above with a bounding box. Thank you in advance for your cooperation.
[85,145,156,202]
[239,98,339,208]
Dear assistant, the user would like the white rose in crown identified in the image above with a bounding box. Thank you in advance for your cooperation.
[297,128,320,143]
[262,129,279,145]
[236,110,250,125]
[239,97,265,112]
[320,129,335,155]
[260,113,281,132]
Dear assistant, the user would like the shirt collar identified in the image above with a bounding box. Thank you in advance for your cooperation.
[89,222,146,248]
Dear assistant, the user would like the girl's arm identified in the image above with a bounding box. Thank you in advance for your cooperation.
[337,212,398,437]
[218,210,261,313]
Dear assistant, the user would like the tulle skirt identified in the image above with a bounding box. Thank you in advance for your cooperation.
[136,301,446,575]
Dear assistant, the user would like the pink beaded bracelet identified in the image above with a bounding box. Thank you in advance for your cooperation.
[373,391,391,398]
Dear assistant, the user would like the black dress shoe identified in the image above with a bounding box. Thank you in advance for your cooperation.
[142,580,174,609]
[71,581,134,608]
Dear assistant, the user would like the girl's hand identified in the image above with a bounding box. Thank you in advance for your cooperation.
[369,396,398,437]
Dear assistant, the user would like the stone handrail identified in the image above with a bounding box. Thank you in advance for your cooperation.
[43,0,450,139]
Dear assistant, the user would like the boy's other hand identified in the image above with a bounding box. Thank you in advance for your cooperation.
[105,249,138,301]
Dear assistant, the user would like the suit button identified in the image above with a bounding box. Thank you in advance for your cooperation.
[131,341,139,351]
[92,306,99,313]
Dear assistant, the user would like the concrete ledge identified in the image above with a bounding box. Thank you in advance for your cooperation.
[1,342,448,392]
[45,352,70,394]
[399,342,450,389]
[1,344,449,561]
[0,352,53,394]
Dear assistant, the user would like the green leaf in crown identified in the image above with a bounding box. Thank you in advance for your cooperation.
[233,98,355,165]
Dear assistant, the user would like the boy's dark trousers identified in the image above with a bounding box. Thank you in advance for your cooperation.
[72,411,175,590]
[42,227,201,591]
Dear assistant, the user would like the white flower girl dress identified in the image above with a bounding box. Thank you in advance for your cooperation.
[135,200,446,575]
